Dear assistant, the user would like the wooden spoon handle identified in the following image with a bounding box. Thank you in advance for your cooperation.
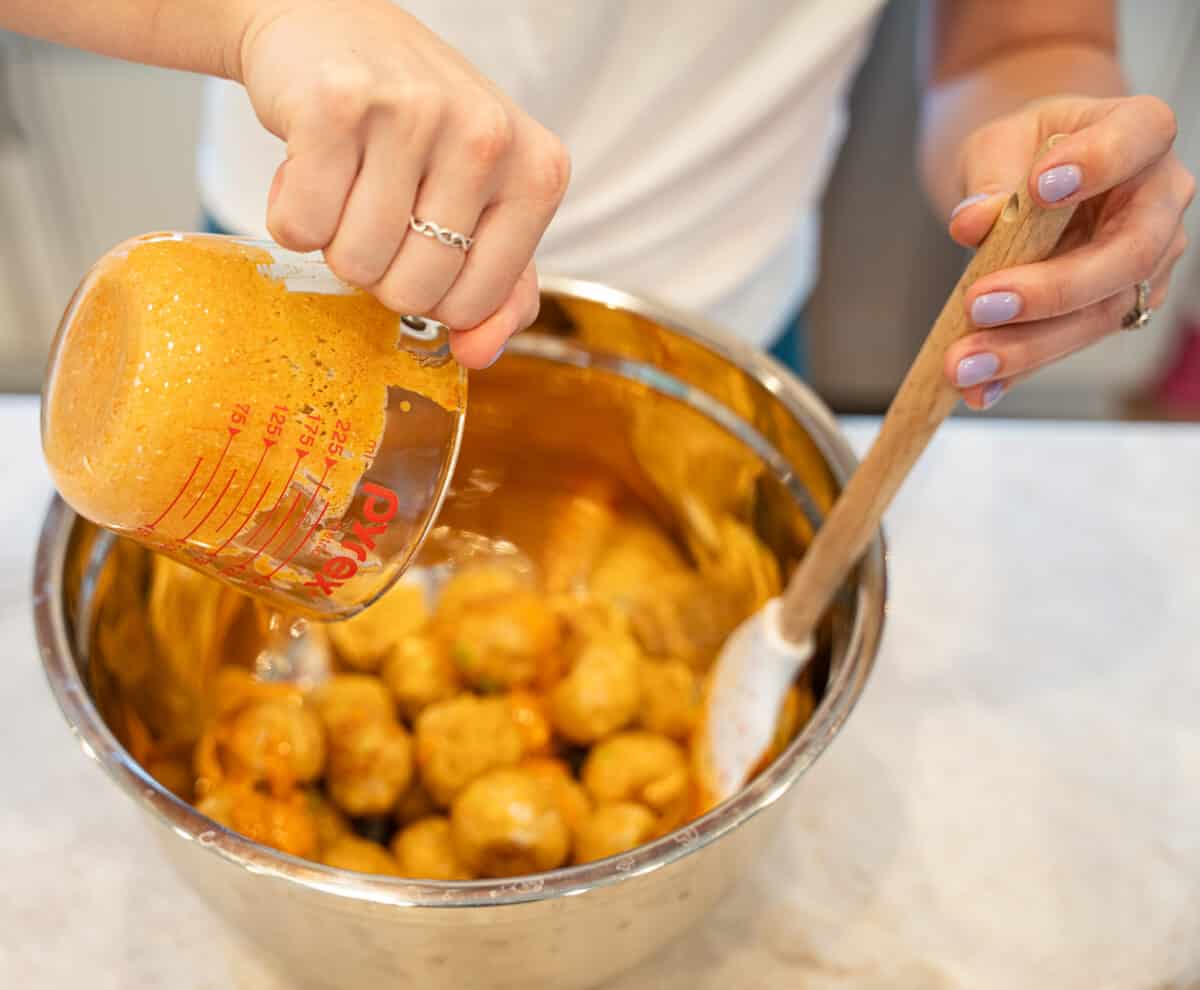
[778,137,1079,645]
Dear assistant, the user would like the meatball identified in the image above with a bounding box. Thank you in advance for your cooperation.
[434,565,527,624]
[573,802,658,864]
[327,581,428,672]
[507,690,555,757]
[581,731,690,817]
[309,674,395,735]
[391,816,473,881]
[225,697,326,793]
[414,695,523,806]
[326,719,414,816]
[451,768,570,877]
[549,634,641,744]
[196,781,318,859]
[522,758,591,836]
[442,590,559,692]
[306,789,352,851]
[320,835,402,876]
[637,658,701,740]
[381,634,460,721]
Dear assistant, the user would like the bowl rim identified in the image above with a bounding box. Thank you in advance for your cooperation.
[33,273,886,908]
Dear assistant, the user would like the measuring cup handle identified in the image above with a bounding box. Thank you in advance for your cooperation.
[777,135,1079,645]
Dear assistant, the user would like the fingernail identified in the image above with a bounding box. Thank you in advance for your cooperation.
[955,352,1000,387]
[1037,164,1082,203]
[483,344,505,370]
[950,192,991,220]
[981,381,1006,410]
[971,291,1022,326]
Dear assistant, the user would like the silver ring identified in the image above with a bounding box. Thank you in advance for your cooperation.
[410,216,473,252]
[1121,279,1153,332]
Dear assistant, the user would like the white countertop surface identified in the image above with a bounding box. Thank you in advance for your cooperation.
[4,393,1200,989]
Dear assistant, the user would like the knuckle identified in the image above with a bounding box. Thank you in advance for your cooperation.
[1134,94,1178,144]
[527,134,572,204]
[268,209,328,252]
[381,81,445,132]
[325,243,387,288]
[434,296,490,331]
[462,103,515,171]
[311,60,372,127]
[375,277,441,317]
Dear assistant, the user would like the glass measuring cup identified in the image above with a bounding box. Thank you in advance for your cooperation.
[42,232,466,619]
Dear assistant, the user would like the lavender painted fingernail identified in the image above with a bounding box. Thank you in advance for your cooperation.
[971,291,1022,326]
[482,344,506,370]
[1037,164,1082,203]
[950,192,991,220]
[956,352,1000,387]
[982,381,1006,410]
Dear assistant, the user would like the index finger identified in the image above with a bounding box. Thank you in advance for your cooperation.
[1030,94,1178,207]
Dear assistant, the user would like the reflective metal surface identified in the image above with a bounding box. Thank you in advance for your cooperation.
[34,275,886,990]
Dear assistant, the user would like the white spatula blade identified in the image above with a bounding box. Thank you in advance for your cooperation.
[704,598,815,800]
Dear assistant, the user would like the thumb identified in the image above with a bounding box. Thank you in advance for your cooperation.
[946,117,1044,248]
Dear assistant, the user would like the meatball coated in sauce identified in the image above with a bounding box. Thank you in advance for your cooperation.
[582,731,690,817]
[637,658,701,740]
[326,718,414,816]
[441,589,559,692]
[224,698,326,793]
[451,767,570,877]
[522,757,592,836]
[309,674,396,734]
[415,695,524,806]
[392,816,473,880]
[549,629,642,745]
[321,834,403,876]
[381,634,460,721]
[574,802,658,864]
[197,781,318,859]
[327,581,428,672]
[306,789,352,851]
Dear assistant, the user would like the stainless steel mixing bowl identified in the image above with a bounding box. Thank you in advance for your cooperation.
[34,275,886,990]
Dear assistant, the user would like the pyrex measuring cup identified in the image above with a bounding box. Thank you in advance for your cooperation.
[41,232,466,619]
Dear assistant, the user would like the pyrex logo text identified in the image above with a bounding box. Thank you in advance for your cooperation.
[304,482,400,595]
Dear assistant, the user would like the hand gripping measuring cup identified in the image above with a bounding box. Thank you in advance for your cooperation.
[42,232,466,619]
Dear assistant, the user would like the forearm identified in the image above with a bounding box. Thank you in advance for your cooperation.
[918,2,1124,217]
[0,0,261,80]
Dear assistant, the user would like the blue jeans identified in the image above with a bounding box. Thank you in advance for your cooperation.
[202,212,809,375]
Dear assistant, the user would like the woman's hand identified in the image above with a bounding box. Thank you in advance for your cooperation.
[944,94,1194,409]
[235,0,571,368]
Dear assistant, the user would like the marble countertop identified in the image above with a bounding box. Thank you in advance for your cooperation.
[4,393,1200,989]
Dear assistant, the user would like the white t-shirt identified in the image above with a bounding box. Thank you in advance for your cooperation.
[197,0,884,347]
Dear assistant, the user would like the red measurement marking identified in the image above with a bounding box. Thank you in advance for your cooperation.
[207,480,272,562]
[233,490,303,572]
[266,499,330,580]
[148,456,203,531]
[183,428,238,519]
[263,458,335,572]
[182,469,237,542]
[214,440,273,533]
